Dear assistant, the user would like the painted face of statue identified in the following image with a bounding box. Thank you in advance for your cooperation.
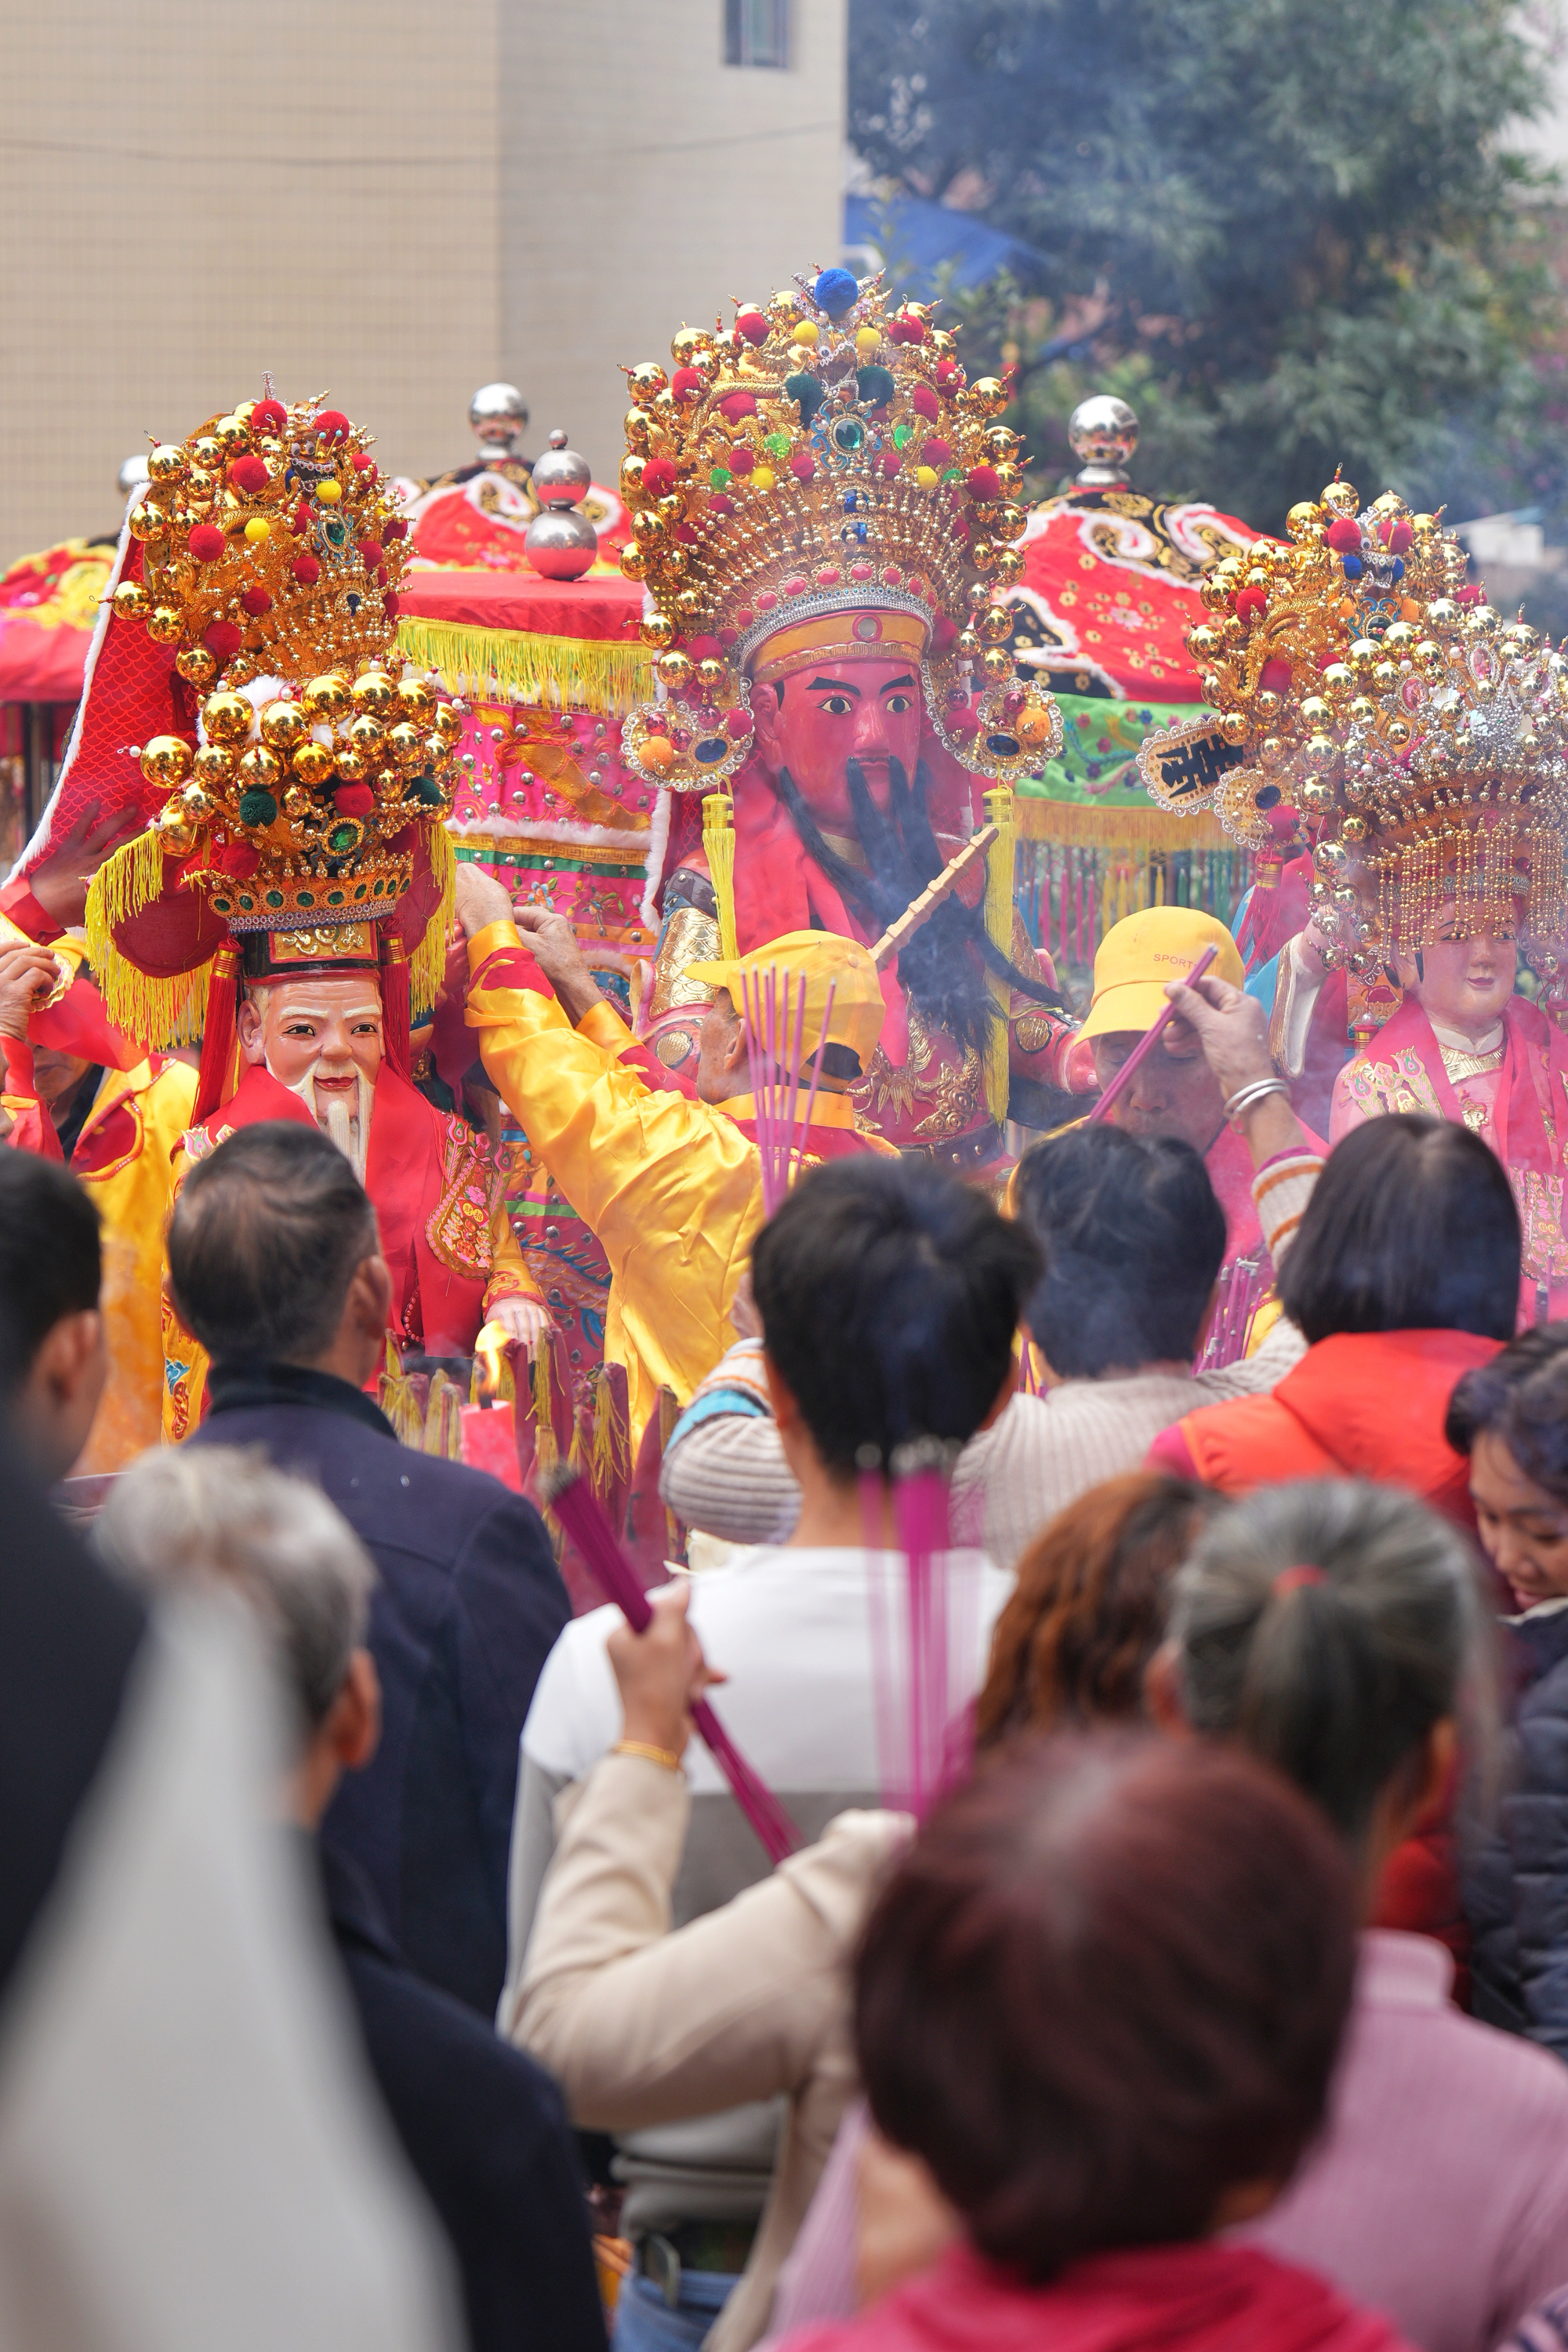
[750,656,924,831]
[238,973,384,1179]
[1406,902,1516,1036]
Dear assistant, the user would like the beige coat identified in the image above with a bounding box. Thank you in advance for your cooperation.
[514,1751,909,2352]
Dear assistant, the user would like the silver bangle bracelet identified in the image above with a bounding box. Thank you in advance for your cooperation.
[1225,1076,1290,1125]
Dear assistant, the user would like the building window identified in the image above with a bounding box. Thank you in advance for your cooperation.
[725,0,789,68]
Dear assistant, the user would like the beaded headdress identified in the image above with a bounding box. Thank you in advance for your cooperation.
[615,266,1062,795]
[1137,478,1568,974]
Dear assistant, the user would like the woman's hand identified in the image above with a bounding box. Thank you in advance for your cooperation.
[607,1581,724,1764]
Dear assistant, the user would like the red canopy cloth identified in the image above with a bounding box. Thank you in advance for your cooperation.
[397,569,644,641]
[0,538,114,701]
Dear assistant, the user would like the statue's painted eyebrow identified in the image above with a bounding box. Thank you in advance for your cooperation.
[806,676,861,695]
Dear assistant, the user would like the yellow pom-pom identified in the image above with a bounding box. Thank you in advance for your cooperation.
[317,479,343,506]
[751,466,775,490]
[244,517,270,543]
[915,465,938,489]
[855,326,881,356]
[791,321,819,347]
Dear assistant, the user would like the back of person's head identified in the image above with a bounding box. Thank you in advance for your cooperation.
[855,1730,1356,2279]
[976,1474,1221,1748]
[1167,1478,1486,1845]
[0,1150,100,1394]
[751,1157,1040,1473]
[167,1121,379,1367]
[1278,1115,1519,1345]
[96,1445,373,1730]
[1446,1323,1568,1504]
[1013,1127,1225,1375]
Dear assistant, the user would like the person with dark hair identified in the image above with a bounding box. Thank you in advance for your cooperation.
[503,1156,1031,2352]
[1145,1479,1568,2352]
[1149,1114,1519,1517]
[1446,1327,1568,2059]
[168,1120,570,2018]
[774,1733,1407,2352]
[0,1149,107,1483]
[97,1446,608,2352]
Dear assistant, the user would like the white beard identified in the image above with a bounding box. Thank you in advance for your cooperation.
[278,1059,375,1185]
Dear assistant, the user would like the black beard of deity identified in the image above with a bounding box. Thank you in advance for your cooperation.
[774,756,1063,1054]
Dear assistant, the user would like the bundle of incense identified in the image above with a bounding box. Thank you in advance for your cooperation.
[543,1465,800,1865]
[1197,1250,1266,1372]
[862,1439,967,1817]
[868,823,1000,971]
[740,965,839,1217]
[1087,942,1218,1124]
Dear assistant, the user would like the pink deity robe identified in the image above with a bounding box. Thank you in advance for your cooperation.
[1329,994,1568,1326]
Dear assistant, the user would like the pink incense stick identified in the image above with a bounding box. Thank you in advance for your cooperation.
[544,1467,800,1864]
[742,967,840,1215]
[1087,942,1218,1126]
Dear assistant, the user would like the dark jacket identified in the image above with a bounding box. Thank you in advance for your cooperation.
[191,1361,569,2013]
[1465,1602,1568,2060]
[320,1842,606,2352]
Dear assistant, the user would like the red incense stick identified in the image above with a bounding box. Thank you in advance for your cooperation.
[1087,943,1218,1125]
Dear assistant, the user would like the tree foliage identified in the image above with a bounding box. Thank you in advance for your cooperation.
[850,0,1568,557]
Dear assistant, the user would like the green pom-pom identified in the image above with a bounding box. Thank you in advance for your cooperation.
[764,430,790,459]
[710,465,733,489]
[855,365,895,408]
[238,788,278,826]
[784,371,826,425]
[404,772,444,807]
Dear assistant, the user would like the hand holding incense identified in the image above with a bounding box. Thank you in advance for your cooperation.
[1087,942,1218,1125]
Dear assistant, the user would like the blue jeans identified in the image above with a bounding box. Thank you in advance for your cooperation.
[612,2266,742,2352]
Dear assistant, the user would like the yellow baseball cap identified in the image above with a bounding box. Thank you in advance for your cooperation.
[684,928,886,1074]
[1077,906,1245,1044]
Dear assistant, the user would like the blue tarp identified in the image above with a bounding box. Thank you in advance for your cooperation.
[844,192,1044,296]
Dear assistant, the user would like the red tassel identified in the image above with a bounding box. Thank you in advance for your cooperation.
[192,946,241,1125]
[379,935,412,1080]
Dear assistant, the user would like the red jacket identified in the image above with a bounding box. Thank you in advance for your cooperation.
[779,2238,1414,2352]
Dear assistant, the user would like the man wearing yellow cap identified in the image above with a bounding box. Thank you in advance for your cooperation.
[1079,906,1326,1269]
[452,864,893,1440]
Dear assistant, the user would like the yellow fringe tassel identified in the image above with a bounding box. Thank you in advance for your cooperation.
[702,792,739,961]
[412,825,456,1017]
[397,618,655,717]
[589,1366,630,1501]
[530,1342,559,1486]
[85,829,211,1048]
[1015,797,1237,851]
[982,786,1016,1127]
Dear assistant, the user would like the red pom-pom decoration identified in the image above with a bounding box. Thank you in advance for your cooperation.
[1456,583,1484,606]
[314,408,350,445]
[641,458,677,496]
[383,517,409,542]
[911,384,941,421]
[240,586,274,616]
[357,538,384,567]
[292,554,321,585]
[686,634,723,662]
[726,707,755,738]
[187,524,227,564]
[673,523,700,546]
[922,437,953,466]
[292,499,314,535]
[204,620,243,662]
[728,445,755,477]
[1324,517,1362,554]
[897,310,927,344]
[250,399,287,434]
[877,450,902,478]
[735,307,768,346]
[707,495,737,517]
[1386,519,1414,555]
[381,591,399,620]
[717,390,757,423]
[789,450,816,481]
[1258,657,1292,695]
[350,452,376,474]
[1234,585,1268,622]
[935,360,964,388]
[216,840,260,879]
[335,783,374,817]
[946,706,980,738]
[672,367,706,401]
[966,464,1001,501]
[376,566,388,587]
[227,455,270,495]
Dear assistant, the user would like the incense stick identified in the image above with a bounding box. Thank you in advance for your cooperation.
[1087,943,1218,1125]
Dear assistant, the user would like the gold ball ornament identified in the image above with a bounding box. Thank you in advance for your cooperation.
[175,645,218,688]
[1301,778,1334,814]
[980,645,1014,684]
[238,744,282,789]
[347,714,384,755]
[1189,625,1222,660]
[193,743,235,787]
[351,669,396,713]
[657,651,694,691]
[670,325,716,368]
[1255,689,1281,720]
[1341,815,1368,843]
[1414,639,1446,678]
[978,605,1014,644]
[640,612,675,651]
[1299,697,1331,728]
[1286,501,1319,538]
[1348,696,1377,727]
[625,411,652,455]
[1218,710,1248,746]
[970,539,998,573]
[260,699,310,754]
[387,721,426,769]
[433,703,463,742]
[140,735,194,787]
[628,362,669,405]
[395,677,436,724]
[968,377,1009,416]
[201,691,254,746]
[334,742,368,782]
[956,629,980,659]
[292,740,337,788]
[696,658,728,692]
[126,503,164,543]
[146,443,187,485]
[146,605,184,645]
[619,455,647,498]
[993,548,1025,586]
[1305,732,1338,764]
[1321,663,1354,696]
[302,672,351,722]
[191,437,223,470]
[619,541,648,582]
[212,416,249,455]
[1425,599,1460,630]
[1321,480,1360,515]
[1384,717,1412,750]
[112,581,150,622]
[184,467,214,503]
[1383,621,1417,654]
[154,805,197,856]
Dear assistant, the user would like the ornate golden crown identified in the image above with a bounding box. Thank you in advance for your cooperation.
[112,392,408,691]
[1137,479,1568,971]
[615,267,1061,793]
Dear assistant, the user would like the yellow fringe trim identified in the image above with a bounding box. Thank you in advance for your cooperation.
[85,829,212,1048]
[530,1342,559,1486]
[589,1365,630,1502]
[982,786,1016,1127]
[702,792,739,962]
[1015,797,1237,851]
[411,824,456,1017]
[397,617,655,716]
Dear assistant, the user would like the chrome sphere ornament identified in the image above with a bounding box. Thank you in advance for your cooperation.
[118,452,151,499]
[525,428,596,579]
[470,382,529,464]
[1068,395,1138,485]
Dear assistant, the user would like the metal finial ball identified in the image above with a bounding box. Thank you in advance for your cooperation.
[1068,395,1138,485]
[118,452,151,497]
[469,382,529,454]
[532,432,592,509]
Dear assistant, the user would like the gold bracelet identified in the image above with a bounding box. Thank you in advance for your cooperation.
[611,1738,684,1773]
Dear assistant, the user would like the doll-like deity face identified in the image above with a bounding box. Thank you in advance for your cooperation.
[750,655,925,833]
[1408,903,1517,1033]
[238,972,386,1092]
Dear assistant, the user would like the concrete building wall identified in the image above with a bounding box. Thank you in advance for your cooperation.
[0,0,845,556]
